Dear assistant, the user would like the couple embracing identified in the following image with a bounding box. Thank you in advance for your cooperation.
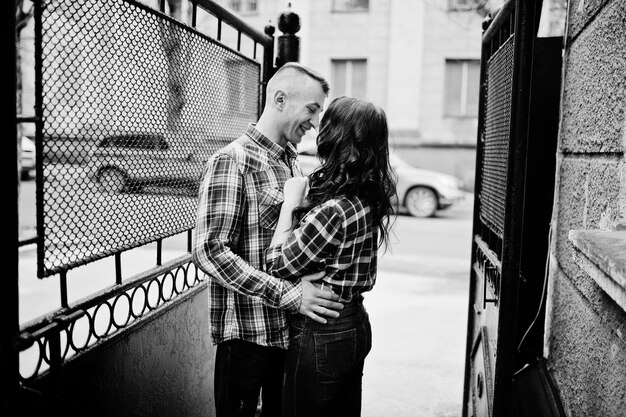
[192,62,396,417]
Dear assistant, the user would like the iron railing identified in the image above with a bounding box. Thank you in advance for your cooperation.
[15,0,275,387]
[35,0,269,277]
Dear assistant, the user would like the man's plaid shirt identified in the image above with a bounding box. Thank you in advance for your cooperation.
[265,196,378,303]
[192,124,303,349]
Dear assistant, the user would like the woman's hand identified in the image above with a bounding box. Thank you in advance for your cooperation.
[270,176,309,246]
[283,176,309,207]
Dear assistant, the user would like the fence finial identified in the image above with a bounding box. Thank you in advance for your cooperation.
[275,4,300,68]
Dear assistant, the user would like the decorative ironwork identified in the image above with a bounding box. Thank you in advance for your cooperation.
[18,256,202,381]
[473,236,501,306]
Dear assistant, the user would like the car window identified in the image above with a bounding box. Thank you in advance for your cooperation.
[389,154,414,169]
[97,134,167,150]
[154,136,169,150]
[97,137,112,148]
[298,142,318,157]
[129,135,154,150]
[299,148,317,157]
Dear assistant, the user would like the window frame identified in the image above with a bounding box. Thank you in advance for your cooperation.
[447,0,484,12]
[443,58,480,118]
[331,0,369,13]
[330,58,368,100]
[229,0,242,12]
[229,0,258,15]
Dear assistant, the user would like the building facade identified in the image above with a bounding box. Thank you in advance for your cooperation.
[218,0,497,189]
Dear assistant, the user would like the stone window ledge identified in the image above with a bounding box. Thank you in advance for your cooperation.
[568,229,626,312]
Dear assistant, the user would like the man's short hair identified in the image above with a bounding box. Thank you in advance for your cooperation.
[272,62,330,95]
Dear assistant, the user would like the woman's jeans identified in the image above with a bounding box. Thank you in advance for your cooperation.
[282,297,372,417]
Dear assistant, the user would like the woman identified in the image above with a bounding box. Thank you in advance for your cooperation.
[265,96,396,417]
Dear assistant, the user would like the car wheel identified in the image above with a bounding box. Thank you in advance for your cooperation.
[97,168,127,194]
[405,187,438,218]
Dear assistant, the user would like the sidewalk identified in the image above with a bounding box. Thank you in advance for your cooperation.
[19,185,475,415]
[360,197,473,416]
[362,268,468,417]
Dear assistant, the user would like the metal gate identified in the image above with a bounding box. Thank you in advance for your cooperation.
[462,1,565,416]
[6,0,276,415]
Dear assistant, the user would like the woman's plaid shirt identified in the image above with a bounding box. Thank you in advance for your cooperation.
[265,196,378,303]
[192,125,303,349]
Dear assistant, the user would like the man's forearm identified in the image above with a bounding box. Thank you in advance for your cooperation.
[193,238,301,311]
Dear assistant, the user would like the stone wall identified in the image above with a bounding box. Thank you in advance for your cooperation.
[544,0,626,415]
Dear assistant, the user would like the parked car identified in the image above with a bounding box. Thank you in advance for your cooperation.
[390,152,465,217]
[87,133,209,193]
[21,136,36,180]
[296,143,465,218]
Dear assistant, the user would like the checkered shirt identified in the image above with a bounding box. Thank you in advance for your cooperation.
[192,124,303,348]
[265,196,378,303]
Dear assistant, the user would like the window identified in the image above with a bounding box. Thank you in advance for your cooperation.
[98,134,168,150]
[331,59,367,99]
[229,0,257,14]
[229,0,241,12]
[444,59,480,117]
[448,0,487,11]
[332,0,369,12]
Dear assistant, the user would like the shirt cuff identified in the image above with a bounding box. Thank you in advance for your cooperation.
[278,281,302,312]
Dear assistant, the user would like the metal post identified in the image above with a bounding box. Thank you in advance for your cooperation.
[3,0,20,411]
[261,23,275,114]
[275,3,301,68]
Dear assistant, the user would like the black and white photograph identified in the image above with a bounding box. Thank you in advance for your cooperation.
[7,0,625,416]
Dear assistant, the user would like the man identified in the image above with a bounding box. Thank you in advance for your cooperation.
[192,62,343,417]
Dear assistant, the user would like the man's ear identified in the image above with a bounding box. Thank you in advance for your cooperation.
[274,90,286,111]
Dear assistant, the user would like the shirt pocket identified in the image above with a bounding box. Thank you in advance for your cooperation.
[258,187,284,230]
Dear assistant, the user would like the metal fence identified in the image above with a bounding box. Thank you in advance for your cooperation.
[15,0,274,388]
[37,0,264,277]
[464,1,564,415]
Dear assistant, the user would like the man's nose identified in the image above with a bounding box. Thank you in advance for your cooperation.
[310,112,321,129]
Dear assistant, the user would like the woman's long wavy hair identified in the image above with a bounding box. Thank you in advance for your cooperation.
[293,96,397,250]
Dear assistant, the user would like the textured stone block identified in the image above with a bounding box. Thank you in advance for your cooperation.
[567,0,613,40]
[553,156,623,277]
[560,0,626,153]
[545,268,626,417]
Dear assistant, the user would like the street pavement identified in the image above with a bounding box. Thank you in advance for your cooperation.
[19,175,475,415]
[361,194,474,417]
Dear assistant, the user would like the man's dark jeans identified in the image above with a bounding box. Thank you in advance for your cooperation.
[214,339,286,417]
[282,298,372,417]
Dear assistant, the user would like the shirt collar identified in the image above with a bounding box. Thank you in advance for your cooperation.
[246,124,298,163]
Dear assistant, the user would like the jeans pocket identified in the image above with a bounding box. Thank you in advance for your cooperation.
[314,328,357,378]
[289,325,305,344]
[363,314,372,357]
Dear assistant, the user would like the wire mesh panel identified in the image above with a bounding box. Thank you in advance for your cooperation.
[37,0,261,277]
[479,36,515,240]
[464,3,563,416]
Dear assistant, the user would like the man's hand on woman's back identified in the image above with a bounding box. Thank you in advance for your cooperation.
[298,271,344,324]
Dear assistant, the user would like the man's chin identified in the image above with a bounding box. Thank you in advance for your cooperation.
[289,135,304,145]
